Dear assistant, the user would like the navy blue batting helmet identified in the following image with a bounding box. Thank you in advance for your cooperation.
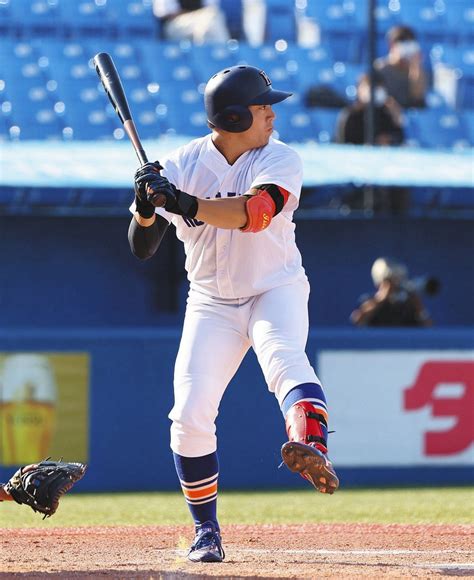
[204,65,292,133]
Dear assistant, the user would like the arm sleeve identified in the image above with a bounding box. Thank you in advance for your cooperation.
[128,215,169,260]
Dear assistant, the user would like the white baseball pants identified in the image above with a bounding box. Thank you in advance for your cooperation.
[169,279,321,457]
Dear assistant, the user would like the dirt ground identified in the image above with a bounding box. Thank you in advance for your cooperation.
[1,523,473,579]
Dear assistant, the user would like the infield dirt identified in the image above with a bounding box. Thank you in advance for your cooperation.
[1,523,473,578]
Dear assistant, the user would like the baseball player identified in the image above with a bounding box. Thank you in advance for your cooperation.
[129,65,339,563]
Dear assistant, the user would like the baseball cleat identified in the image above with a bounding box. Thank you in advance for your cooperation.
[187,521,225,563]
[281,441,339,494]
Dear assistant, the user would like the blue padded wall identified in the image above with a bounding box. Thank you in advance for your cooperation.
[0,215,472,328]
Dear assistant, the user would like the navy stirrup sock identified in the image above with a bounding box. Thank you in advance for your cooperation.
[173,451,219,530]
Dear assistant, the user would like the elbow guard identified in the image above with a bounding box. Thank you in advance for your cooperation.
[241,184,290,233]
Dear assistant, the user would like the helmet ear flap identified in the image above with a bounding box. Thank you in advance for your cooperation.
[213,105,253,133]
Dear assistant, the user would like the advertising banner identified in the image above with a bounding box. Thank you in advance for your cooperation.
[0,353,89,466]
[319,350,474,467]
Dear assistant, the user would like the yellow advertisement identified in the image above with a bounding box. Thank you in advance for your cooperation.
[0,353,89,466]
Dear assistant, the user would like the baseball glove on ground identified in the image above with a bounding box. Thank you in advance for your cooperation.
[4,459,87,518]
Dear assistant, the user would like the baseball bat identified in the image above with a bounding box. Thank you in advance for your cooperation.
[93,52,149,165]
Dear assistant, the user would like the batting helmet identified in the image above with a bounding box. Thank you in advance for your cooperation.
[204,65,292,133]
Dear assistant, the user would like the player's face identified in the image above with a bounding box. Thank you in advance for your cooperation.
[246,105,276,146]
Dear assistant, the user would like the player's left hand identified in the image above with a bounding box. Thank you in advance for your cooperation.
[134,162,165,205]
[135,172,198,218]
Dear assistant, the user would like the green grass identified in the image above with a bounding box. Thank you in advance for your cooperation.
[1,488,472,528]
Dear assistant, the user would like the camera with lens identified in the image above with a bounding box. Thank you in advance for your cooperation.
[371,257,441,296]
[402,276,441,296]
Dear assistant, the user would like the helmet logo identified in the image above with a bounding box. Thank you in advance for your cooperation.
[259,70,272,86]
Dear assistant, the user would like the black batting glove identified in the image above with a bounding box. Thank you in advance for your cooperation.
[133,161,164,219]
[135,173,198,219]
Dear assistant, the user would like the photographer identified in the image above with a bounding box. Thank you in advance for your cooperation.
[351,258,435,327]
[374,25,427,109]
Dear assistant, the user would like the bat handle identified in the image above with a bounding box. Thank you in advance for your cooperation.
[136,148,148,166]
[123,119,148,166]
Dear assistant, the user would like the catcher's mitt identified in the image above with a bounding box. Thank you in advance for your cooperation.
[4,459,87,518]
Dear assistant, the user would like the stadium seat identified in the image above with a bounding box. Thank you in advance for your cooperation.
[309,109,340,143]
[431,44,474,110]
[461,111,474,146]
[59,1,110,38]
[398,0,449,44]
[445,1,474,44]
[62,106,116,140]
[332,62,365,102]
[0,0,16,37]
[10,0,61,38]
[220,0,243,39]
[305,0,362,62]
[274,110,315,143]
[405,109,469,149]
[107,0,156,39]
[190,44,240,84]
[264,0,297,43]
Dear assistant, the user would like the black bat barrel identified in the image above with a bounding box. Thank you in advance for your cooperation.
[93,52,132,124]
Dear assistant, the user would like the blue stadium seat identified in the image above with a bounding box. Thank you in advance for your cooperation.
[309,109,340,143]
[154,86,206,136]
[294,59,335,95]
[398,0,449,43]
[332,62,364,102]
[431,44,474,109]
[7,116,63,140]
[405,110,469,149]
[62,106,116,140]
[140,42,197,88]
[264,0,297,43]
[0,0,16,36]
[190,44,240,84]
[306,1,353,31]
[445,2,474,43]
[287,44,333,69]
[107,0,156,39]
[238,43,292,68]
[461,111,474,145]
[274,110,315,143]
[220,0,243,39]
[59,0,110,38]
[10,0,61,37]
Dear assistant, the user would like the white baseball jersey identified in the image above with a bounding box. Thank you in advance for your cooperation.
[131,134,307,299]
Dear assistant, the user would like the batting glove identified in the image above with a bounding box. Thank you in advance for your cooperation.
[134,173,198,219]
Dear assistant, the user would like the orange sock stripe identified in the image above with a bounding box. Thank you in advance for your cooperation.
[182,481,218,501]
[186,493,218,506]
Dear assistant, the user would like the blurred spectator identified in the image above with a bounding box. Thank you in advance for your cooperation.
[351,257,435,327]
[375,25,427,108]
[335,73,404,145]
[336,74,407,214]
[153,0,230,43]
